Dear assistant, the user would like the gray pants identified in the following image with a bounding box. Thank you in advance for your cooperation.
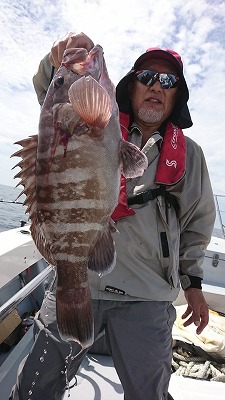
[10,292,176,400]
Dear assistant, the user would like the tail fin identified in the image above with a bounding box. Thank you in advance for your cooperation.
[56,285,94,348]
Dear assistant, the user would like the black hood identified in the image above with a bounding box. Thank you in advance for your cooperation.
[116,47,193,129]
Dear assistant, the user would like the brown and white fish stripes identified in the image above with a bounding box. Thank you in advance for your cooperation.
[12,45,148,347]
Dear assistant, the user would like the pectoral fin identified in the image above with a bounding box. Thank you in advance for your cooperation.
[120,140,148,178]
[88,220,117,274]
[68,75,112,130]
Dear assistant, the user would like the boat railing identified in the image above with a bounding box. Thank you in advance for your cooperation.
[214,194,225,239]
[0,265,53,322]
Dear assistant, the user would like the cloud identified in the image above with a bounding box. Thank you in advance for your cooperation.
[0,0,225,197]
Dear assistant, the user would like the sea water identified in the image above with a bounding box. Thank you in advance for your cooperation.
[0,184,28,232]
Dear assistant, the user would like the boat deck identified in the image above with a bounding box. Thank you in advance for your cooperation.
[61,352,225,399]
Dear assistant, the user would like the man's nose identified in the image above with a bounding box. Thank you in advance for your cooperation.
[149,79,162,91]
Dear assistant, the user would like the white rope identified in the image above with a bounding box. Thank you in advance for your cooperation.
[172,347,225,382]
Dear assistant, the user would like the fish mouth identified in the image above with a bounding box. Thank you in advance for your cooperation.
[71,46,102,80]
[62,47,88,70]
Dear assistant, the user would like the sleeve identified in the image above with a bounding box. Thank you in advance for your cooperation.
[32,54,54,106]
[178,140,216,287]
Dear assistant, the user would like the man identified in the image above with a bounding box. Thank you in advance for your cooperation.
[10,32,216,400]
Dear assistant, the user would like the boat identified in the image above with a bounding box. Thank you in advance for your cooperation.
[0,225,54,400]
[0,195,224,399]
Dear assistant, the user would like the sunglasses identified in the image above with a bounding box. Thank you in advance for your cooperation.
[135,69,179,89]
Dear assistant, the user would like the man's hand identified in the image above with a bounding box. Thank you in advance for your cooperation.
[49,32,94,69]
[182,288,209,334]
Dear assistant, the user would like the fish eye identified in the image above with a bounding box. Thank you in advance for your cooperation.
[54,76,64,88]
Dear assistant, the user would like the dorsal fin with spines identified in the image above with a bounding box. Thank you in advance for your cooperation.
[11,135,55,266]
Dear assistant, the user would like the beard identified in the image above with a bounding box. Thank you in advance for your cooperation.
[137,108,163,123]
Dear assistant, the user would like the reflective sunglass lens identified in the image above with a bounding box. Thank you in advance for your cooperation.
[136,70,156,86]
[159,74,178,88]
[135,70,179,89]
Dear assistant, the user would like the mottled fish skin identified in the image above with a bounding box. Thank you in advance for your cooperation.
[12,45,148,347]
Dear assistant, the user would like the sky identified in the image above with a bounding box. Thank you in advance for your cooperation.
[0,0,225,198]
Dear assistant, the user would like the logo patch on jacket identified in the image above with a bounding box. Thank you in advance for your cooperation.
[105,286,125,295]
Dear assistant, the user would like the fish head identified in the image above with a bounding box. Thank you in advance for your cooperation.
[44,48,89,109]
[40,46,107,141]
[39,48,92,156]
[39,44,120,164]
[63,45,104,82]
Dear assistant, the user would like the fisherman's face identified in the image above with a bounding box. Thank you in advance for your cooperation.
[130,59,179,126]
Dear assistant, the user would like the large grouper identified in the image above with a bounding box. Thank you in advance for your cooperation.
[11,45,148,348]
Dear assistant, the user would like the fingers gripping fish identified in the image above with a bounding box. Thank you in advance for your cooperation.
[11,45,148,348]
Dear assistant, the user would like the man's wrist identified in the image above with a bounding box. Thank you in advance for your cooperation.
[180,275,202,290]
